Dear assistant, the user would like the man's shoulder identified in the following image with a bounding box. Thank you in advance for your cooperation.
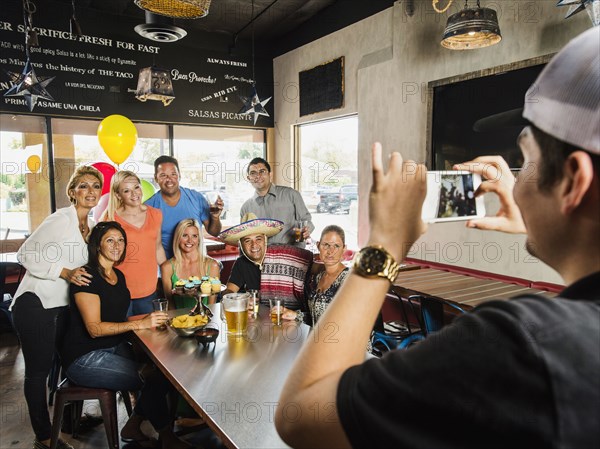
[470,294,600,345]
[145,192,161,207]
[265,244,313,267]
[232,255,258,270]
[272,184,296,195]
[180,186,202,199]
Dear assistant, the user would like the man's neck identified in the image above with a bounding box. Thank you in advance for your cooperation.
[256,183,272,197]
[162,189,181,206]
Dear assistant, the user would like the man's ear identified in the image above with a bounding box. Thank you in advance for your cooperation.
[559,151,595,215]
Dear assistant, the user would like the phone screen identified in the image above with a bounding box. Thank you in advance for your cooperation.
[421,171,485,223]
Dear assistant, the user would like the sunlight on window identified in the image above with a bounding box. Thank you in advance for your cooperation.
[297,116,358,249]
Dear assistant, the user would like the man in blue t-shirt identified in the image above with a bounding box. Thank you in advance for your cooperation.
[145,155,223,258]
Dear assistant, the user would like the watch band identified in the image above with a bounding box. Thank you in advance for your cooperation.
[353,245,401,283]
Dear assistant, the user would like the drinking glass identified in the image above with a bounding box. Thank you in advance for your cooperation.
[206,191,221,215]
[247,289,259,318]
[221,293,249,335]
[152,298,168,330]
[294,220,307,243]
[269,298,282,326]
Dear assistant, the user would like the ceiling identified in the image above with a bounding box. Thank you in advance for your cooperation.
[56,0,338,40]
[45,0,396,57]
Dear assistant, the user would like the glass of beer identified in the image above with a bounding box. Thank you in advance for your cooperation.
[221,293,249,335]
[294,220,307,243]
[269,298,282,325]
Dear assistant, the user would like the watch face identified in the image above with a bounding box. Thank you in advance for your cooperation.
[361,247,386,274]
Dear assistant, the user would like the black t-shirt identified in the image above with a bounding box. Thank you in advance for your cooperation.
[61,266,131,369]
[227,255,260,292]
[337,272,600,449]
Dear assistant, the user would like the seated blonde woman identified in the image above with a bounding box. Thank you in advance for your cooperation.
[160,218,221,309]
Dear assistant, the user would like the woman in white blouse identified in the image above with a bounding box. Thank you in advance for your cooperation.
[10,165,103,449]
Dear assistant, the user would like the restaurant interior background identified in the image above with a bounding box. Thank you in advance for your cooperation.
[2,0,593,285]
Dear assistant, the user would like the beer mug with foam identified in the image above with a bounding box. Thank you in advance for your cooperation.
[221,293,249,335]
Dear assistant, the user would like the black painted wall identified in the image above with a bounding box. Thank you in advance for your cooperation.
[0,0,274,127]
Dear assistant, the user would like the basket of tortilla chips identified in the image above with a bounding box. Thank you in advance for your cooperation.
[167,313,210,337]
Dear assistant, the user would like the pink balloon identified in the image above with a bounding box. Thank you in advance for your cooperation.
[90,162,117,195]
[92,193,110,222]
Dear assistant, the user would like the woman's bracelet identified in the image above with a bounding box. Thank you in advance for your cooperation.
[294,311,304,323]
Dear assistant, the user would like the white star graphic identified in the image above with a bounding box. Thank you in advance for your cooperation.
[239,86,272,125]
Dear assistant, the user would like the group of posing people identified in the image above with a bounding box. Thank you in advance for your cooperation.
[9,27,598,449]
[8,151,331,449]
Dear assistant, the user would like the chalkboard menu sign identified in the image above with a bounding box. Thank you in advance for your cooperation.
[0,0,274,128]
[299,57,344,116]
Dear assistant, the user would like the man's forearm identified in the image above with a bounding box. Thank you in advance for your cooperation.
[206,216,222,236]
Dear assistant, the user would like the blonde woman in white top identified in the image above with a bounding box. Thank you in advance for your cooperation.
[11,165,102,449]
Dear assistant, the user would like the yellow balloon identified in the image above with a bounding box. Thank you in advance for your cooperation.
[26,155,41,173]
[97,115,137,165]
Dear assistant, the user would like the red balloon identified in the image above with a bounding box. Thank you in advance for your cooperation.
[90,162,117,195]
[92,193,110,222]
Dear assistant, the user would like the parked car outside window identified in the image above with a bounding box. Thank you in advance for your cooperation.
[316,184,357,214]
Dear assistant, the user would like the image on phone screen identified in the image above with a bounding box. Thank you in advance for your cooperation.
[422,171,485,223]
[436,174,476,218]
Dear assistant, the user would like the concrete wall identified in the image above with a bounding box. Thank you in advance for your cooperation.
[273,0,591,285]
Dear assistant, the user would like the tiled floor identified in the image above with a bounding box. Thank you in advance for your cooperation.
[0,331,222,449]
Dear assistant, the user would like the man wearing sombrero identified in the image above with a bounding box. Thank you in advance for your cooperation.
[219,214,313,310]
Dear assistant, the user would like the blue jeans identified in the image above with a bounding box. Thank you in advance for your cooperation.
[127,291,158,317]
[66,341,173,430]
[66,341,143,391]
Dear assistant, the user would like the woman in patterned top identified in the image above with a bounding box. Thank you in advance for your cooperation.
[282,225,349,325]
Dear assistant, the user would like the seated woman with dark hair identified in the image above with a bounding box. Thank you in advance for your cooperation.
[281,225,349,325]
[60,221,193,449]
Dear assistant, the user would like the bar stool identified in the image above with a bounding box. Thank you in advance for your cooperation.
[50,379,132,449]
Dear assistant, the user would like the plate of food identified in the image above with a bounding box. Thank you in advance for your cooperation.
[168,313,210,337]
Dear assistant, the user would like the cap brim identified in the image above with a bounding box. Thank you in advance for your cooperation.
[218,218,284,245]
[473,108,529,132]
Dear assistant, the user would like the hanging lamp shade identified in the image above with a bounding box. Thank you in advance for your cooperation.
[441,1,501,50]
[135,66,175,106]
[135,0,211,19]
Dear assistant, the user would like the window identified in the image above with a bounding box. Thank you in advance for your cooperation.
[0,114,51,238]
[51,118,169,209]
[297,116,358,249]
[1,116,266,235]
[173,125,265,225]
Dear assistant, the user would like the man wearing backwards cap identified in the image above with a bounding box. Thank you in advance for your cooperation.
[276,28,599,448]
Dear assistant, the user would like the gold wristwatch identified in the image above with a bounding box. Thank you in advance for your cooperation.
[353,245,401,283]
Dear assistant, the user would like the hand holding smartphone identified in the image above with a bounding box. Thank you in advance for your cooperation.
[421,171,485,223]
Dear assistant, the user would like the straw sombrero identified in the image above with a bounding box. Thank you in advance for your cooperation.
[218,213,283,245]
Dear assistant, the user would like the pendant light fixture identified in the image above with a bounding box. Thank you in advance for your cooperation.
[238,0,272,125]
[134,0,211,19]
[441,0,502,50]
[4,0,56,111]
[135,66,175,106]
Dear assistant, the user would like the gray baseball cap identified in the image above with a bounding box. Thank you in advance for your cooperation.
[523,27,599,155]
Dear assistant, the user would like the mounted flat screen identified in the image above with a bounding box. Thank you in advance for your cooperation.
[299,57,344,116]
[429,61,547,170]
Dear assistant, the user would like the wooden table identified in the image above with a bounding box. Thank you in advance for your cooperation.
[391,267,556,310]
[133,304,311,449]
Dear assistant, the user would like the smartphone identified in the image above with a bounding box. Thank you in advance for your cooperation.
[421,171,485,223]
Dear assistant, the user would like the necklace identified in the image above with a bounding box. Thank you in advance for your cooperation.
[79,222,88,235]
[105,269,117,285]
